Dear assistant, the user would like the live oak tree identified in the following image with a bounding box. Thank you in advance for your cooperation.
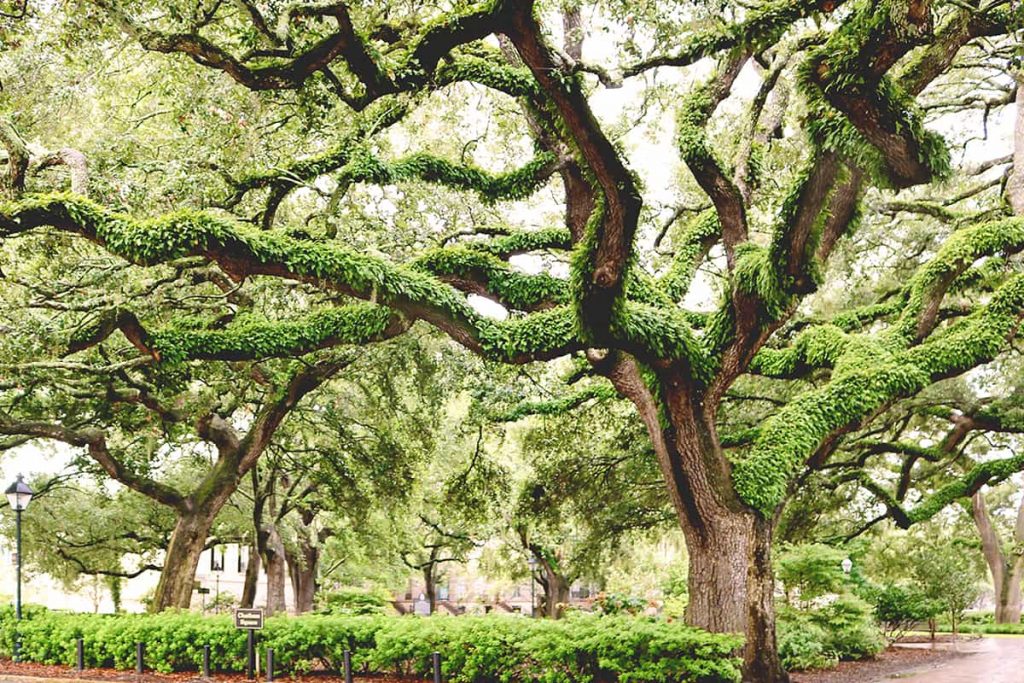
[400,419,509,614]
[0,1,1022,680]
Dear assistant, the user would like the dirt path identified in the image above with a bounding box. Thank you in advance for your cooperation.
[887,637,1024,682]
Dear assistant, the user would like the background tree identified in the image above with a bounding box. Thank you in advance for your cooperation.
[504,399,675,617]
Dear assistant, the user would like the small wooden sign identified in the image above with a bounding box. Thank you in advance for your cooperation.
[235,608,264,630]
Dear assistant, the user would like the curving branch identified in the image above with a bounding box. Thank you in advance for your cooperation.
[619,0,846,79]
[95,0,513,109]
[0,415,187,510]
[733,219,1024,514]
[0,194,584,364]
[676,55,749,267]
[506,1,642,339]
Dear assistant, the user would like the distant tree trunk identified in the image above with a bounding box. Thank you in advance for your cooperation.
[151,507,219,612]
[541,568,570,619]
[286,540,319,614]
[423,563,438,615]
[241,543,261,608]
[260,522,288,616]
[971,492,1024,624]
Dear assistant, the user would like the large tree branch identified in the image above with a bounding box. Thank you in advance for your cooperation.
[677,55,749,267]
[0,195,584,364]
[733,232,1024,514]
[507,2,642,338]
[0,415,187,510]
[619,0,845,78]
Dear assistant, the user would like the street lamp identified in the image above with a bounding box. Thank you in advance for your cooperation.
[841,557,853,575]
[527,556,539,618]
[6,474,33,662]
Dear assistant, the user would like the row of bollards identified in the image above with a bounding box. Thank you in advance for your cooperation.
[70,638,444,681]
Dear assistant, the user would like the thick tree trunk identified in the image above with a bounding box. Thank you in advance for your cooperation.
[995,579,1022,624]
[972,492,1024,624]
[260,523,288,616]
[286,541,319,614]
[607,359,789,682]
[685,514,786,682]
[241,543,261,608]
[150,509,218,612]
[542,568,570,619]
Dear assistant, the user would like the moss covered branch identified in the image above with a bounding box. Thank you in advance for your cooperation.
[732,220,1024,514]
[622,0,845,77]
[0,193,584,364]
[490,383,619,422]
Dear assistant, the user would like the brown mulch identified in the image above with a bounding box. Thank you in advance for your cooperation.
[0,661,423,683]
[789,645,966,683]
[896,633,979,644]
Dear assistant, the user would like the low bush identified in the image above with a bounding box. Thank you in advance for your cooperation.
[777,595,884,672]
[0,607,742,683]
[315,588,392,616]
[870,584,940,643]
[777,616,837,672]
[938,622,1024,635]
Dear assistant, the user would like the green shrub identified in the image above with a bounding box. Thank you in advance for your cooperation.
[870,584,940,642]
[777,595,884,672]
[316,588,392,616]
[938,622,1024,635]
[0,607,742,683]
[777,615,837,671]
[812,595,884,660]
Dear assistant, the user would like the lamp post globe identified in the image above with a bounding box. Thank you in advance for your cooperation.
[5,474,32,663]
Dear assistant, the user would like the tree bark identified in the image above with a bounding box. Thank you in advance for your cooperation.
[260,522,288,616]
[972,492,1024,624]
[286,539,319,614]
[541,567,570,619]
[423,563,437,615]
[241,543,261,608]
[605,358,789,682]
[151,508,219,612]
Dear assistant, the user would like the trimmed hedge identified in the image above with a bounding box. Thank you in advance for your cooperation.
[0,608,742,683]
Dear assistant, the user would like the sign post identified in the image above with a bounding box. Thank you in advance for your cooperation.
[235,609,264,680]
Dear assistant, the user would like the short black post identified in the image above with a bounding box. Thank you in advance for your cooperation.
[76,638,84,672]
[202,645,211,679]
[432,652,442,683]
[343,650,353,683]
[265,648,274,682]
[136,642,144,674]
[246,631,256,680]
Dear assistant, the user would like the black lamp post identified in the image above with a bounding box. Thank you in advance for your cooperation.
[6,474,33,662]
[527,556,539,618]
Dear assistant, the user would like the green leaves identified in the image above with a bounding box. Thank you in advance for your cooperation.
[0,608,743,683]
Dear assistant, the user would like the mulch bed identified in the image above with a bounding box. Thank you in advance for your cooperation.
[789,644,965,683]
[0,661,424,683]
[897,633,978,644]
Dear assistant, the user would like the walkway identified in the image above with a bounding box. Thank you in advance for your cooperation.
[889,637,1024,682]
